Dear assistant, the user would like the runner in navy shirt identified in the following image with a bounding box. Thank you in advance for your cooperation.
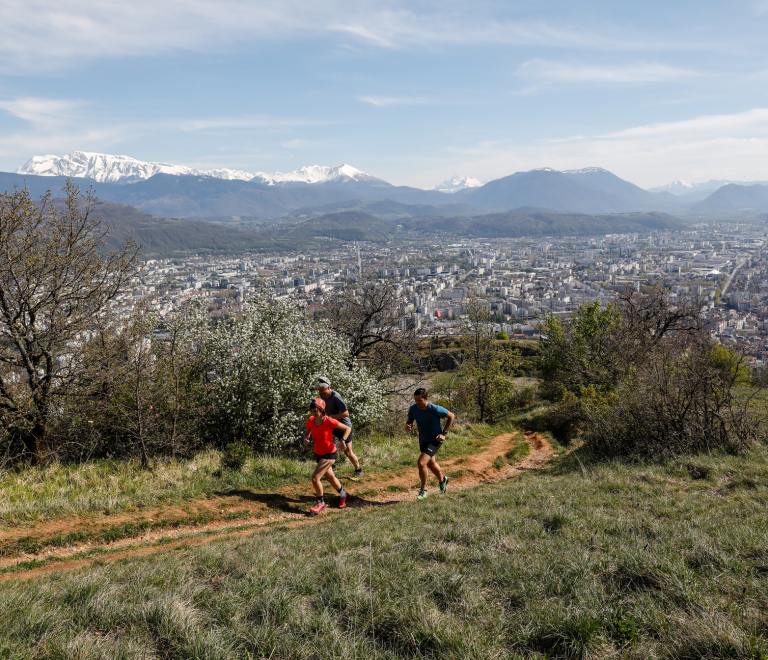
[406,388,455,500]
[316,376,363,480]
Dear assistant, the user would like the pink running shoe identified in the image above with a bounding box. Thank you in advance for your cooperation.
[338,493,348,509]
[310,501,326,515]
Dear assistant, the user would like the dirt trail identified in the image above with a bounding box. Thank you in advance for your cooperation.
[0,431,554,583]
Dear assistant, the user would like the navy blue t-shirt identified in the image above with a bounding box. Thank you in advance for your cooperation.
[407,402,449,444]
[319,389,352,428]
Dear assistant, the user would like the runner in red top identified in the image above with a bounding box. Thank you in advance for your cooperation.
[303,398,351,514]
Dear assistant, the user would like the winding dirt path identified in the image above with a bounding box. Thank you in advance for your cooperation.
[0,431,554,583]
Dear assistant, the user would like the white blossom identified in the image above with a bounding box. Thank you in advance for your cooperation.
[196,292,386,452]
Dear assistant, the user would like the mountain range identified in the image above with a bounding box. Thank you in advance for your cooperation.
[648,178,768,196]
[7,152,768,218]
[17,152,384,186]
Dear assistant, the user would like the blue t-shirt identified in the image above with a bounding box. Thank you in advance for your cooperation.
[407,402,449,444]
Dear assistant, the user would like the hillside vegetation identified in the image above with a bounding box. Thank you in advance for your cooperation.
[51,199,280,257]
[3,446,768,659]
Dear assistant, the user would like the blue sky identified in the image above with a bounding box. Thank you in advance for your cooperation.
[1,0,767,189]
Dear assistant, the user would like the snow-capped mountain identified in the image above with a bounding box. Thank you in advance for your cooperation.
[262,164,377,185]
[432,175,485,193]
[648,179,768,196]
[15,152,379,186]
[17,153,200,183]
[562,167,609,175]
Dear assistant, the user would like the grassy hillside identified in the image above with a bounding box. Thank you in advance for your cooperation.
[3,444,768,659]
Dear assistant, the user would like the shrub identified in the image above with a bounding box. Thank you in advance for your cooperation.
[523,396,585,446]
[535,288,765,458]
[222,442,250,471]
[510,385,537,409]
[580,340,765,457]
[197,292,386,453]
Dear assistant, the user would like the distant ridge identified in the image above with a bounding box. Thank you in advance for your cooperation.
[689,183,768,216]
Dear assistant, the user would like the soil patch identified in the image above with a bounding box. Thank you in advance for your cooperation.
[0,431,554,582]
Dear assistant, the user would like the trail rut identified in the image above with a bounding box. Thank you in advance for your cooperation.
[0,431,554,583]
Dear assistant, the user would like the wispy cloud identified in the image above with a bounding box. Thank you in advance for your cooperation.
[596,107,768,139]
[517,59,700,85]
[331,11,687,52]
[359,96,434,106]
[0,1,705,72]
[0,97,82,125]
[438,108,768,189]
[178,114,329,132]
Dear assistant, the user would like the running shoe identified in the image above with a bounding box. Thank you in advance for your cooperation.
[349,468,363,482]
[417,489,428,501]
[439,476,450,494]
[338,493,348,509]
[310,501,326,515]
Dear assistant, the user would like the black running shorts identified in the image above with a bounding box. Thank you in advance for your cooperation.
[315,451,338,462]
[419,441,443,457]
[333,427,352,444]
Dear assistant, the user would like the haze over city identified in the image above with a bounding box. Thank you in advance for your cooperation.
[1,0,768,188]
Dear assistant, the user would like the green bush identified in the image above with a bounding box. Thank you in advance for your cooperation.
[523,398,584,446]
[510,385,537,409]
[222,442,250,471]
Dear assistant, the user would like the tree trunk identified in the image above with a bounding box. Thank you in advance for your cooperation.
[23,423,49,465]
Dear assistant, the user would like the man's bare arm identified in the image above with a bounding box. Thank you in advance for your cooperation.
[436,411,455,440]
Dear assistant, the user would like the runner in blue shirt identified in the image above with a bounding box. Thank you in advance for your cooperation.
[405,387,455,500]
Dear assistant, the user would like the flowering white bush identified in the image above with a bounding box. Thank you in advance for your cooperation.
[198,292,386,452]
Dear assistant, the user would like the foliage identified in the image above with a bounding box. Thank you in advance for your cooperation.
[60,302,208,466]
[197,291,386,452]
[222,442,250,471]
[509,385,537,409]
[0,181,139,463]
[710,344,752,386]
[536,287,764,457]
[454,292,521,422]
[579,337,765,457]
[537,300,623,401]
[6,445,768,659]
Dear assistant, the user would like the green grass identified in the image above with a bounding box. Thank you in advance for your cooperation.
[4,444,768,659]
[506,441,531,463]
[0,426,497,525]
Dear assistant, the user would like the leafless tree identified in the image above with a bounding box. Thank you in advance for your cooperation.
[0,181,139,462]
[616,283,706,343]
[325,281,419,386]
